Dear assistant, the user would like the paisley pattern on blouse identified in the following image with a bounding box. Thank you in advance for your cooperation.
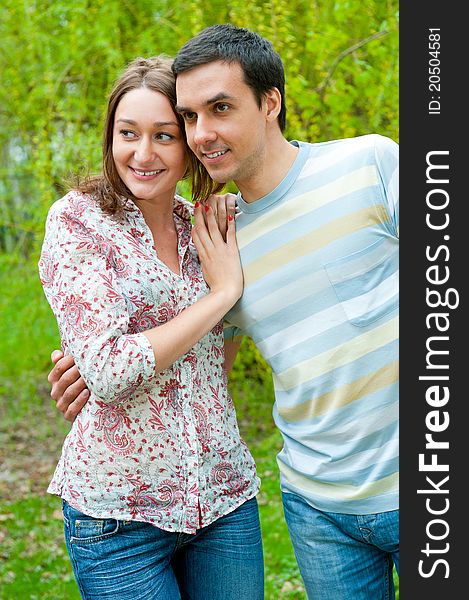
[38,191,260,534]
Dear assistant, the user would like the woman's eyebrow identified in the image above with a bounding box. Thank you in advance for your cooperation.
[116,118,179,127]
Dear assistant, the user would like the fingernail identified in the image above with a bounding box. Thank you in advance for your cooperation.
[205,205,210,212]
[228,215,233,221]
[194,201,200,208]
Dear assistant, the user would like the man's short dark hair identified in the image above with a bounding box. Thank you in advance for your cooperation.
[172,24,286,131]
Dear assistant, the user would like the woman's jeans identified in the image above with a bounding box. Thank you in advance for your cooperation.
[62,497,264,600]
[282,491,399,600]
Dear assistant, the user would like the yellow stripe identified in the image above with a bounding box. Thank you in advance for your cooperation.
[278,360,399,422]
[237,165,379,249]
[278,462,399,500]
[242,205,386,287]
[274,317,399,391]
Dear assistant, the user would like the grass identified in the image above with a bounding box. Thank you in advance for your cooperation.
[0,256,398,599]
[0,495,80,600]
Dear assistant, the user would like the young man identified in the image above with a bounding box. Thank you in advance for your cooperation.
[49,25,399,599]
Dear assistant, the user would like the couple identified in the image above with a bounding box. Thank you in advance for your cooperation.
[40,24,399,600]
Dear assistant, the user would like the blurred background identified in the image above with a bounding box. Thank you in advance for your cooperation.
[0,1,398,597]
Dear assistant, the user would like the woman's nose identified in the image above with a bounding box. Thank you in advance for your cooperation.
[134,138,155,163]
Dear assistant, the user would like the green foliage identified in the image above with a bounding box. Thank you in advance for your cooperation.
[0,0,398,256]
[231,336,273,385]
[0,255,60,421]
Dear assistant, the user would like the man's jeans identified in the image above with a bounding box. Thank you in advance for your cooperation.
[282,491,399,600]
[63,497,264,600]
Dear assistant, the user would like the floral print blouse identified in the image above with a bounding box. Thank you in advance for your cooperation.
[38,191,260,534]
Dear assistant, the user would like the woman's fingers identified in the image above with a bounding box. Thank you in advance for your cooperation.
[210,194,227,240]
[63,391,90,422]
[205,203,224,241]
[193,203,221,246]
[225,213,236,246]
[192,198,238,265]
[192,203,214,260]
[205,193,237,241]
[225,193,237,220]
[50,363,81,401]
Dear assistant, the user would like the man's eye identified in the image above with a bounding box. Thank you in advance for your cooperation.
[183,112,197,122]
[215,104,230,113]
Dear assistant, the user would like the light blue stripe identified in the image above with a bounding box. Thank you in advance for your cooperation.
[266,310,398,375]
[281,454,399,488]
[279,415,398,460]
[271,346,399,410]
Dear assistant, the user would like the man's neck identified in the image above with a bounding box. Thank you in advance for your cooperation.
[236,135,299,203]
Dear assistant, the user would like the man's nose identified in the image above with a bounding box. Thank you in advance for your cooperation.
[192,116,217,146]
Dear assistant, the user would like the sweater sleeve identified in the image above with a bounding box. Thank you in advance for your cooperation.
[373,134,399,237]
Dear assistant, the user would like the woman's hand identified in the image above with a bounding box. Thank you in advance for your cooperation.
[140,203,243,371]
[203,193,237,241]
[192,201,243,305]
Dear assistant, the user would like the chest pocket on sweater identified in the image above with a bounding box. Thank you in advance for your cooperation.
[323,237,398,328]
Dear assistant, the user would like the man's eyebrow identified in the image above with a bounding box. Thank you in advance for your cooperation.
[175,92,234,113]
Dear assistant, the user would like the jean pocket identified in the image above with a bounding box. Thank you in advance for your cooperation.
[323,238,398,328]
[64,501,120,544]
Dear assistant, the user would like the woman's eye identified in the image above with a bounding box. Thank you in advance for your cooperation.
[120,129,136,139]
[156,133,172,141]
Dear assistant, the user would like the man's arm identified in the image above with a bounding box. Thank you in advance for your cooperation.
[224,339,241,373]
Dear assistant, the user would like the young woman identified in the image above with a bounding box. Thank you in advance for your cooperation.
[38,56,263,600]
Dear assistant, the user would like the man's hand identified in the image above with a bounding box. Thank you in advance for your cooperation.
[48,350,90,422]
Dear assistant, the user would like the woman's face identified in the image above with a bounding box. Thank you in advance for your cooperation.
[112,88,187,205]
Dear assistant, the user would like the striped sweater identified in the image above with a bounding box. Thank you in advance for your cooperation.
[225,134,399,514]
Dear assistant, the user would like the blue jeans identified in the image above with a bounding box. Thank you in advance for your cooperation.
[282,492,399,600]
[62,497,264,600]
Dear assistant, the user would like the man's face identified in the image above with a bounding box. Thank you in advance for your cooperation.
[175,60,268,188]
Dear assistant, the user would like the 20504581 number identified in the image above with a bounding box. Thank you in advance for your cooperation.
[428,29,440,114]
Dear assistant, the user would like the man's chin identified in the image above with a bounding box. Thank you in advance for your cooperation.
[204,165,230,184]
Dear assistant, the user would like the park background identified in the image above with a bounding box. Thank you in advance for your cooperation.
[0,1,399,598]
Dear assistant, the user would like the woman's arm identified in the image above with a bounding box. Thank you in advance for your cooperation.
[141,203,242,371]
[49,335,242,422]
[40,198,241,406]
